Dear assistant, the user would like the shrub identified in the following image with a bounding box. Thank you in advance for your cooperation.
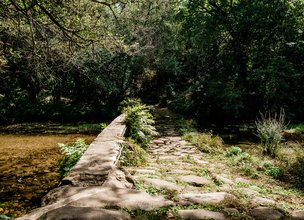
[183,132,224,153]
[175,116,196,133]
[57,139,88,177]
[123,102,157,148]
[255,109,287,157]
[260,160,282,179]
[226,146,242,157]
[289,157,304,187]
[120,139,147,167]
[119,98,142,111]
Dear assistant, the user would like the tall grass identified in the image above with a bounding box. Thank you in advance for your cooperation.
[255,109,287,157]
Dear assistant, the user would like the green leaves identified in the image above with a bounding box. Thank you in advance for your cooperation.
[123,99,157,148]
[57,139,88,177]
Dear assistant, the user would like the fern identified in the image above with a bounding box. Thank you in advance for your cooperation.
[123,100,157,148]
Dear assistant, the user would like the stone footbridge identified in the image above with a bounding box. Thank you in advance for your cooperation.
[17,109,304,220]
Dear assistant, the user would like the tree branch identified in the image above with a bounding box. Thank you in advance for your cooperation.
[91,0,118,20]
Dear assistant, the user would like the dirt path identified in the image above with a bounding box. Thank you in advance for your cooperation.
[123,108,304,219]
[0,134,95,218]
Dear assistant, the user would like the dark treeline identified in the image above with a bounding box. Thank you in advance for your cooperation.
[1,0,304,125]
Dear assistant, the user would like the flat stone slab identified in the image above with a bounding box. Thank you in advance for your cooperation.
[131,169,156,174]
[214,175,234,185]
[250,196,276,206]
[251,207,284,220]
[67,187,174,211]
[40,206,130,220]
[153,140,165,145]
[239,188,259,197]
[178,209,228,220]
[143,178,182,191]
[178,192,236,205]
[167,169,195,175]
[157,155,181,160]
[62,114,126,186]
[291,210,304,220]
[222,208,239,216]
[178,175,212,186]
[235,177,251,183]
[19,186,174,219]
[194,160,209,165]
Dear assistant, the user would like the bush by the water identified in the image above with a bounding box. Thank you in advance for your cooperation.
[123,100,157,148]
[57,139,88,177]
[183,132,224,153]
[255,110,287,157]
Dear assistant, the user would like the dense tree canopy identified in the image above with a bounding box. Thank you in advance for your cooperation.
[1,0,304,124]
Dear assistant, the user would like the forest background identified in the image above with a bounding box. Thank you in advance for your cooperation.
[1,0,304,126]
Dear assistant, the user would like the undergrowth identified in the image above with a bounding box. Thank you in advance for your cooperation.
[255,109,287,157]
[183,132,224,153]
[57,139,88,177]
[120,99,157,167]
[123,100,157,148]
[120,139,147,167]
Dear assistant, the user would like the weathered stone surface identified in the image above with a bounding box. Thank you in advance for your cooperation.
[194,160,209,165]
[20,187,174,219]
[102,168,133,189]
[178,175,212,187]
[291,210,304,220]
[235,177,251,183]
[67,187,174,211]
[251,207,284,220]
[62,114,126,186]
[178,209,228,220]
[42,185,84,206]
[131,169,156,174]
[215,175,234,185]
[153,140,165,145]
[167,169,194,175]
[178,192,236,205]
[222,208,239,216]
[250,196,276,206]
[143,178,182,191]
[40,206,130,220]
[240,188,259,197]
[158,155,181,160]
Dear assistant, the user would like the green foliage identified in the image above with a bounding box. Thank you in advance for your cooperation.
[288,124,304,132]
[289,157,304,187]
[0,214,12,220]
[226,147,257,177]
[183,132,224,153]
[123,208,169,220]
[123,102,157,148]
[57,139,88,177]
[177,0,304,122]
[260,161,282,179]
[255,110,287,157]
[175,116,197,134]
[167,94,193,115]
[100,123,107,130]
[120,139,147,167]
[226,146,242,157]
[119,98,142,111]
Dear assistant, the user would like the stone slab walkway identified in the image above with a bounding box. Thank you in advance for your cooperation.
[17,108,304,219]
[123,108,302,219]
